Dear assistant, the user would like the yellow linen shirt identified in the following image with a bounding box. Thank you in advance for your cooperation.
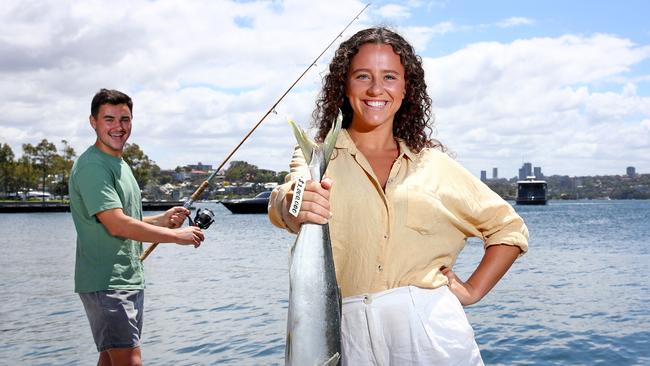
[269,129,529,298]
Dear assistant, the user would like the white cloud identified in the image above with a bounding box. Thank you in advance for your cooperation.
[424,34,650,176]
[375,4,411,20]
[496,17,535,28]
[586,85,650,123]
[398,22,458,51]
[555,142,599,158]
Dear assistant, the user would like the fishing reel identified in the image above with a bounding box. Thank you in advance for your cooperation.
[189,207,215,229]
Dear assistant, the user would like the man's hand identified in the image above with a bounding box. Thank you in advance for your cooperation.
[175,226,205,247]
[162,207,190,228]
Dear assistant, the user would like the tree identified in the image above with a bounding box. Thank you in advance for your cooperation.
[36,139,57,200]
[253,168,276,183]
[23,139,57,202]
[485,179,517,200]
[122,143,159,189]
[0,143,15,195]
[276,171,289,184]
[50,140,77,199]
[14,156,37,197]
[225,160,259,182]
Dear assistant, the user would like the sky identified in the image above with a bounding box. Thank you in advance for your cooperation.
[1,0,649,179]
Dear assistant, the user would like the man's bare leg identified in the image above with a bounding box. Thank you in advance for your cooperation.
[98,351,111,366]
[105,347,142,366]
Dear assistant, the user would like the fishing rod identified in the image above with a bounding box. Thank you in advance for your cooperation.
[140,3,370,261]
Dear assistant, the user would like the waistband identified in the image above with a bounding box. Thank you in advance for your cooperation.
[342,285,445,305]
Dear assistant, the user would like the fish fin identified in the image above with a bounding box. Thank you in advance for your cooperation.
[322,352,340,366]
[288,119,317,165]
[321,110,343,163]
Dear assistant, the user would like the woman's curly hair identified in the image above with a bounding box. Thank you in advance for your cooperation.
[312,26,444,153]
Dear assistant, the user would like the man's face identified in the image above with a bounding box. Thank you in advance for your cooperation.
[90,103,132,157]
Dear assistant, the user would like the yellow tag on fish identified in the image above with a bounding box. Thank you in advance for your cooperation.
[289,177,307,217]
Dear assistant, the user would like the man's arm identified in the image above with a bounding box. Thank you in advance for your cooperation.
[96,208,203,246]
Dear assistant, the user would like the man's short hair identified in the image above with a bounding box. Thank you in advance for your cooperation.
[90,89,133,119]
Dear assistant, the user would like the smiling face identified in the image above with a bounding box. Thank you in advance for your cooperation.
[346,43,406,133]
[90,103,132,157]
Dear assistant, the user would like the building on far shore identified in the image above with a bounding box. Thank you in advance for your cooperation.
[187,162,212,171]
[480,170,487,182]
[627,166,636,177]
[518,162,532,179]
[519,162,544,180]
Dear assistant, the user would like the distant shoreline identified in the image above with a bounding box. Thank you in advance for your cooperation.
[2,198,649,213]
[0,201,186,213]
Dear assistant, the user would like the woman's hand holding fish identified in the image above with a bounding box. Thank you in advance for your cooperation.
[283,177,334,233]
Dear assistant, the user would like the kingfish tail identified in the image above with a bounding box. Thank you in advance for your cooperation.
[321,111,342,164]
[288,110,343,166]
[288,119,318,165]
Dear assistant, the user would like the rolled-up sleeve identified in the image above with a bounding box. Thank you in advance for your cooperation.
[440,155,529,255]
[483,206,528,255]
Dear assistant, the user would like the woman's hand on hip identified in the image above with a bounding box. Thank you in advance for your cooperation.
[440,266,481,306]
[441,244,521,306]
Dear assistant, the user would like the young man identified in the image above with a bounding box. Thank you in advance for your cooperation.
[69,89,205,365]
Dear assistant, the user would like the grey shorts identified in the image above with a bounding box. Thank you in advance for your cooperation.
[79,289,144,352]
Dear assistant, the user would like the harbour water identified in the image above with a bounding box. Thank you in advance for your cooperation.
[1,200,649,365]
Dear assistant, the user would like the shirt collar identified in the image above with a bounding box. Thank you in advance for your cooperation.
[396,138,417,161]
[336,128,418,161]
[335,129,358,154]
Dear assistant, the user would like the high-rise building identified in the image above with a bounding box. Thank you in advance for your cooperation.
[627,166,636,177]
[534,167,543,179]
[519,162,533,180]
[492,167,498,179]
[524,162,532,177]
[480,170,487,182]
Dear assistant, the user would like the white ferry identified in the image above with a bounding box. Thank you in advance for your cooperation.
[516,176,547,205]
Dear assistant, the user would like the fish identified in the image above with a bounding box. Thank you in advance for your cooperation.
[285,112,343,366]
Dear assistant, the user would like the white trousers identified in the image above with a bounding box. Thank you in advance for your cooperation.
[341,286,484,366]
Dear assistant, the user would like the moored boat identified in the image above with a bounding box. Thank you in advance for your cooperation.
[220,191,270,214]
[516,176,547,205]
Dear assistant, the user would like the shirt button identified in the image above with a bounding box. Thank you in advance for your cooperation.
[377,264,383,272]
[383,234,388,239]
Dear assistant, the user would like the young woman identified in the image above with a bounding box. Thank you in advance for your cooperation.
[269,27,529,365]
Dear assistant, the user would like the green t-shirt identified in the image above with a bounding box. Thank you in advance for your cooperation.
[70,145,144,293]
